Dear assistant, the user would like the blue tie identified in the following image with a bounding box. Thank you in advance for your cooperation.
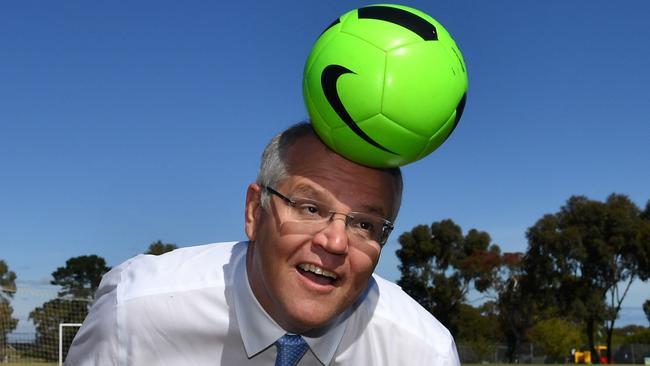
[275,334,309,366]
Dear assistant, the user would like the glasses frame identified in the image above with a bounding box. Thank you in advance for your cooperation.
[262,185,394,246]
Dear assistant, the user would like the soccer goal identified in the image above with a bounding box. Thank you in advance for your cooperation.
[59,323,82,366]
[3,284,89,364]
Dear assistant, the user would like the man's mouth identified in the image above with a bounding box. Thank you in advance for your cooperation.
[297,263,338,285]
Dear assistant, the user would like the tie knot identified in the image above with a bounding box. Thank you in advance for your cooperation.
[275,334,309,366]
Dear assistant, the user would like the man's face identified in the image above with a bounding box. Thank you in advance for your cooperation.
[244,134,399,333]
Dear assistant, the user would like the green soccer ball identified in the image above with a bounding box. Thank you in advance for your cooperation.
[303,4,468,168]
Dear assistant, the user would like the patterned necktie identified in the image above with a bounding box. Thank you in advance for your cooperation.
[275,334,309,366]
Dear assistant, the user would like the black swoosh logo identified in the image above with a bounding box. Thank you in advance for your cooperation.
[358,5,438,41]
[321,64,397,155]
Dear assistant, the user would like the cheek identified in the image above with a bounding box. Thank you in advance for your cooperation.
[348,246,380,287]
[255,222,307,272]
[252,222,284,281]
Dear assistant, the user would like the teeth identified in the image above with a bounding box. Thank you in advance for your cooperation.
[298,263,337,280]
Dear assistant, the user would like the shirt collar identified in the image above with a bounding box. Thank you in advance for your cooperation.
[232,242,351,365]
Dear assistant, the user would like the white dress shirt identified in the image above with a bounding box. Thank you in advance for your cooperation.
[66,241,460,366]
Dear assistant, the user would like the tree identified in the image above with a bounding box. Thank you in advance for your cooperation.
[30,255,111,361]
[396,219,506,336]
[29,299,88,361]
[146,240,178,255]
[644,299,650,324]
[493,253,538,363]
[523,194,650,363]
[612,324,650,345]
[0,260,16,297]
[51,255,111,299]
[528,318,582,363]
[456,303,500,362]
[641,201,650,221]
[621,325,650,344]
[1,260,18,362]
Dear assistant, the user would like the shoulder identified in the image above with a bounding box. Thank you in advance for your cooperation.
[66,242,247,365]
[104,241,246,302]
[343,274,458,361]
[373,274,453,341]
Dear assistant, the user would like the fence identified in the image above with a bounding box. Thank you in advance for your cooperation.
[2,284,88,364]
[457,342,650,364]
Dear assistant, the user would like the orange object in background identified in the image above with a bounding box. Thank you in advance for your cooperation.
[573,345,608,364]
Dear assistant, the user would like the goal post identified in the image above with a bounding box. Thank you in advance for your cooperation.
[3,284,89,363]
[58,322,82,366]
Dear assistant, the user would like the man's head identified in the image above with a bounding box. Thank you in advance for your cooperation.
[244,122,402,333]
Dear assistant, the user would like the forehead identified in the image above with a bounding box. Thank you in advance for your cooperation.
[281,135,399,218]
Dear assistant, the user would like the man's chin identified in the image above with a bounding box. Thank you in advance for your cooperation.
[282,306,343,334]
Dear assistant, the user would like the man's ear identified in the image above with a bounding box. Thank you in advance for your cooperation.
[245,183,263,241]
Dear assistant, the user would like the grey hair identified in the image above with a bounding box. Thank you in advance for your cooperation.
[255,122,403,219]
[256,122,314,207]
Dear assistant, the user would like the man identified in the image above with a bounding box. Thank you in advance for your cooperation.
[66,122,459,365]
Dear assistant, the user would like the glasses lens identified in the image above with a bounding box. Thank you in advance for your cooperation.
[271,190,392,246]
[346,213,388,244]
[287,199,331,221]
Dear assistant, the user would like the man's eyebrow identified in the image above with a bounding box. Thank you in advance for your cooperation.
[292,184,389,218]
[356,204,389,219]
[291,184,324,199]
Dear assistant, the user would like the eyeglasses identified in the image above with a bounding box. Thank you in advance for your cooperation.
[262,186,394,247]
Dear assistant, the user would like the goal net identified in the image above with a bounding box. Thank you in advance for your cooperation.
[2,283,90,364]
[59,323,82,365]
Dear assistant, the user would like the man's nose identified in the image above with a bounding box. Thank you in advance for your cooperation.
[313,213,349,254]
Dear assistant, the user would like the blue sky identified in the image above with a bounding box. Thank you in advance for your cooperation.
[2,0,649,332]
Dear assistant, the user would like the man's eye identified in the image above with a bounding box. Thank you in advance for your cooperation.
[298,204,320,216]
[356,220,374,232]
